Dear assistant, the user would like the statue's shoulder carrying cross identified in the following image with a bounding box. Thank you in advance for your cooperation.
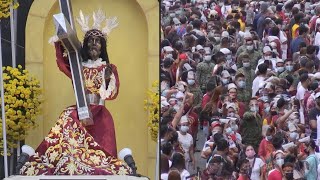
[53,0,93,126]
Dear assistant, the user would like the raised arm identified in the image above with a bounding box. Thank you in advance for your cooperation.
[54,42,72,79]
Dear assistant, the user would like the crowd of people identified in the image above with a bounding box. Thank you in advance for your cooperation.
[160,0,320,179]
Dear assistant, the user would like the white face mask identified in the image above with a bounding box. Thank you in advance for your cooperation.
[226,55,232,60]
[247,45,254,51]
[243,62,250,68]
[231,124,238,131]
[285,65,293,71]
[165,54,173,59]
[222,78,229,85]
[225,127,233,135]
[187,79,195,85]
[238,80,246,88]
[228,112,235,117]
[277,67,285,73]
[276,158,284,167]
[204,55,211,61]
[180,125,189,133]
[250,106,258,112]
[264,56,272,60]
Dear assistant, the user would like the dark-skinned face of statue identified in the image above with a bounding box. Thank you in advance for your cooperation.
[87,36,102,61]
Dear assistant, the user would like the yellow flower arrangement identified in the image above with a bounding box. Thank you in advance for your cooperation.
[144,80,159,142]
[0,65,42,155]
[0,0,19,18]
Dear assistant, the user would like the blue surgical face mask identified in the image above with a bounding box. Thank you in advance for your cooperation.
[187,79,195,85]
[277,67,285,73]
[222,78,229,85]
[285,65,293,72]
[264,106,270,113]
[250,106,258,112]
[238,80,246,88]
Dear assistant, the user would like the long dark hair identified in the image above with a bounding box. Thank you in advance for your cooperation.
[81,30,110,63]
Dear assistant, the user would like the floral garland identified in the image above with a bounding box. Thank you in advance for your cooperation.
[0,65,42,155]
[0,0,19,18]
[144,81,159,142]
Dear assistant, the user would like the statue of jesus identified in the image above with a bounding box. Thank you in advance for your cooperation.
[19,10,131,175]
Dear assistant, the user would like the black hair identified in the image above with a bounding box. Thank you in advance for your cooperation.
[258,63,268,74]
[161,141,173,156]
[161,39,171,49]
[299,73,309,82]
[277,98,286,109]
[206,80,216,92]
[171,152,186,170]
[270,26,280,36]
[307,45,316,55]
[299,25,309,35]
[81,30,110,63]
[192,19,201,29]
[213,133,224,143]
[217,138,229,151]
[180,16,187,24]
[272,132,284,150]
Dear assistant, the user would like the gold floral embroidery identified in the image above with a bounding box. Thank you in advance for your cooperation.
[83,67,103,94]
[20,107,132,175]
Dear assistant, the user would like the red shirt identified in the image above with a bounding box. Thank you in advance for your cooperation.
[214,6,222,17]
[201,93,212,109]
[258,138,275,161]
[268,169,282,180]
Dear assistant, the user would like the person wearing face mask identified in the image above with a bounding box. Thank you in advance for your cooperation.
[256,46,277,71]
[237,53,256,93]
[268,150,285,180]
[240,99,263,150]
[220,70,231,86]
[279,59,294,79]
[244,145,265,180]
[304,140,319,180]
[183,70,203,110]
[195,51,215,93]
[235,73,251,105]
[276,59,285,76]
[282,162,295,180]
[177,116,195,172]
[259,125,276,161]
[236,33,262,69]
[220,48,234,69]
[225,83,246,118]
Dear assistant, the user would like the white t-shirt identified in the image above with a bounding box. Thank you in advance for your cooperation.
[296,85,307,124]
[178,131,193,160]
[181,169,191,180]
[252,76,265,97]
[247,157,264,180]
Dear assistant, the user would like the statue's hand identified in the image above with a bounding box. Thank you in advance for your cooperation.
[104,64,113,79]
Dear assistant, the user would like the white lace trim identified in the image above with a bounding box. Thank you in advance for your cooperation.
[82,58,106,68]
[99,67,117,99]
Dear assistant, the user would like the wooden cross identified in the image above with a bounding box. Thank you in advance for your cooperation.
[53,0,93,126]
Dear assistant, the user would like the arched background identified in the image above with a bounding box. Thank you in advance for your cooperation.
[24,0,159,178]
